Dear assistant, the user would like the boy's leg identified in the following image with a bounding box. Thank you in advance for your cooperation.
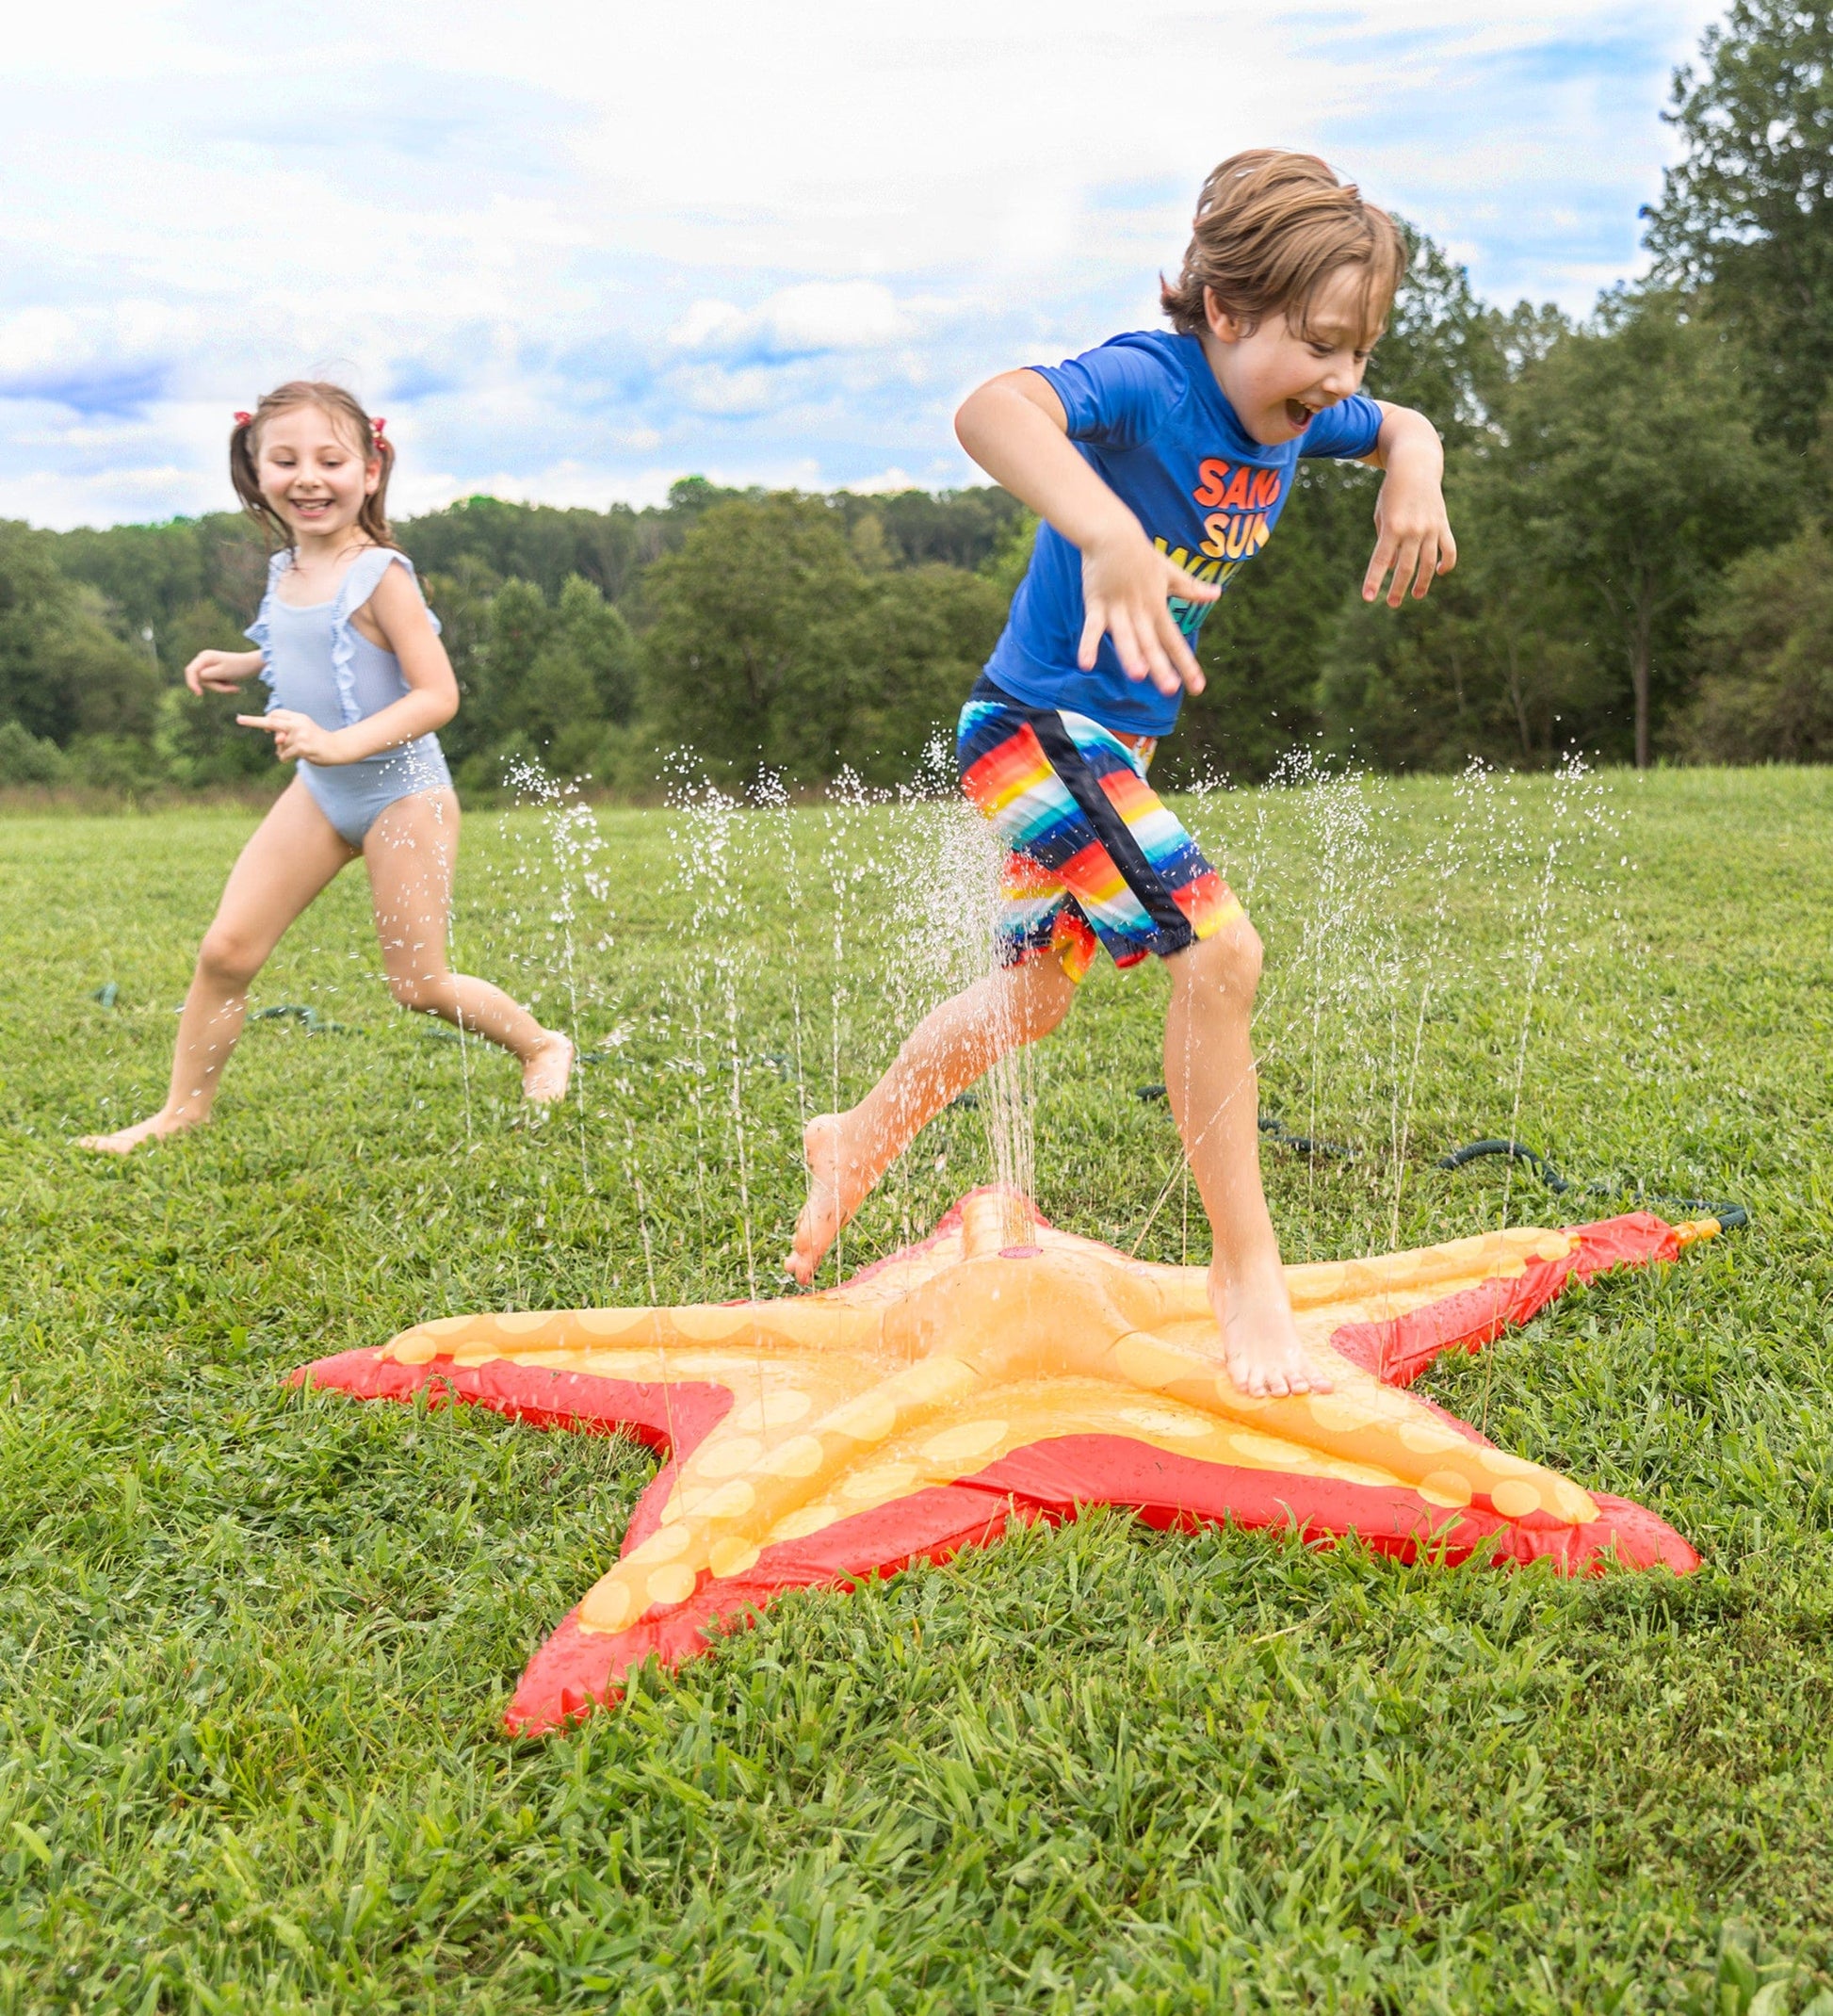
[364,790,574,1102]
[785,944,1077,1285]
[1164,919,1329,1396]
[966,701,1323,1394]
[77,778,355,1152]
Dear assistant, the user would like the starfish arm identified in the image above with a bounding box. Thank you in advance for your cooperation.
[1324,1211,1701,1387]
[509,1479,1017,1735]
[508,1427,1698,1736]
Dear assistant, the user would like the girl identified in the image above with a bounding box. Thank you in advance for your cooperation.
[79,381,573,1154]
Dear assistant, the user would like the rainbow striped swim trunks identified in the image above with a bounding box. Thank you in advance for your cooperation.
[955,676,1244,982]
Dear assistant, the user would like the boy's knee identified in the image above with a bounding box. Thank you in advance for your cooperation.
[1178,918,1263,1000]
[1009,947,1079,1041]
[1030,949,1080,1026]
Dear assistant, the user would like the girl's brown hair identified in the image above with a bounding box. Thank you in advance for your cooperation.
[1160,149,1405,346]
[229,381,397,550]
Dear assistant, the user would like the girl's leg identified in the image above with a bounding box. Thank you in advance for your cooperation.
[1163,919,1328,1397]
[363,789,573,1101]
[785,947,1078,1285]
[78,778,356,1153]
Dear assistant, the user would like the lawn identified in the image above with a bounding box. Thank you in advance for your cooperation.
[1,765,1829,2013]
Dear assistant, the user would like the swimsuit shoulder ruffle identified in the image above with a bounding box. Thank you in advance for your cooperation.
[327,548,442,726]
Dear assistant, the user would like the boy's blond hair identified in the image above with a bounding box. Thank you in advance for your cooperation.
[1161,150,1405,347]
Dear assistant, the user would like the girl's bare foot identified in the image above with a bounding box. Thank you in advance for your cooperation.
[76,1110,203,1156]
[786,1113,875,1287]
[1210,1269,1331,1398]
[521,1032,574,1103]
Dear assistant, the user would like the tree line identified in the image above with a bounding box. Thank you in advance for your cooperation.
[2,0,1827,796]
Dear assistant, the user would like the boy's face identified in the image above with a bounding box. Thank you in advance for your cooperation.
[1201,265,1381,447]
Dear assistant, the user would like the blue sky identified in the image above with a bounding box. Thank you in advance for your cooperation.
[3,0,1721,528]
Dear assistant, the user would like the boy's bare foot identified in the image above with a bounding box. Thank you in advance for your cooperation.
[522,1033,574,1103]
[786,1113,874,1287]
[76,1110,202,1155]
[1210,1270,1332,1398]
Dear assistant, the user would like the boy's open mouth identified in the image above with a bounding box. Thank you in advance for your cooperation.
[1285,398,1319,430]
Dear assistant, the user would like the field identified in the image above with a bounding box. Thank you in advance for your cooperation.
[2,766,1830,2013]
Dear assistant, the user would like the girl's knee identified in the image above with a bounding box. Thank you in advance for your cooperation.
[197,927,263,991]
[387,968,452,1015]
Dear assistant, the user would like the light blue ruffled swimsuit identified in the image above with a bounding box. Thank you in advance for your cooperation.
[246,546,453,848]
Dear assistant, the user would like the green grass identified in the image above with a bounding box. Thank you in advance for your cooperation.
[1,765,1830,2013]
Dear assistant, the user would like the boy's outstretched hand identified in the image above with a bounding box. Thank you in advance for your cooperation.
[1363,404,1457,608]
[955,368,1219,698]
[1079,527,1219,696]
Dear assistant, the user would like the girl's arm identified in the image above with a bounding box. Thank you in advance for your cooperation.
[1358,401,1457,608]
[187,647,267,694]
[236,563,458,767]
[955,370,1219,697]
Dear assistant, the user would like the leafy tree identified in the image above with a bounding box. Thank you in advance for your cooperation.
[402,496,645,605]
[54,519,205,644]
[1643,1,1833,450]
[521,577,639,766]
[1319,518,1609,772]
[1366,225,1505,448]
[419,556,503,762]
[844,566,1007,784]
[0,719,70,786]
[830,487,1027,570]
[55,512,266,678]
[441,571,639,783]
[1499,296,1789,768]
[641,496,870,783]
[848,512,894,574]
[150,595,282,785]
[978,510,1038,603]
[0,521,162,747]
[1679,521,1833,758]
[468,577,550,757]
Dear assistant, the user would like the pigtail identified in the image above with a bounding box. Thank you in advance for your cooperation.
[357,415,397,548]
[230,407,293,549]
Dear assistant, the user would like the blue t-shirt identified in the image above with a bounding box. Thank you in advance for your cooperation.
[983,330,1383,736]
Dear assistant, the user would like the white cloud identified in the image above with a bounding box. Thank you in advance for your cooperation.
[0,0,1727,527]
[669,282,911,358]
[843,467,921,496]
[666,364,783,418]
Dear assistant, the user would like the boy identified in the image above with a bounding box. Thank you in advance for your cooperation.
[786,150,1455,1398]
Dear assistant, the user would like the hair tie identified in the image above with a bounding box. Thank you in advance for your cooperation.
[234,411,252,426]
[372,416,388,439]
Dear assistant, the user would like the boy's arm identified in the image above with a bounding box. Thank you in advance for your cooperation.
[1358,401,1457,608]
[955,370,1219,697]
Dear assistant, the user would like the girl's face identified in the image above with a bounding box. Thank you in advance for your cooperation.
[1202,264,1381,447]
[254,404,379,541]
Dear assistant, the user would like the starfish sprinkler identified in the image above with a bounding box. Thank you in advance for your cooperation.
[299,1187,1711,1734]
